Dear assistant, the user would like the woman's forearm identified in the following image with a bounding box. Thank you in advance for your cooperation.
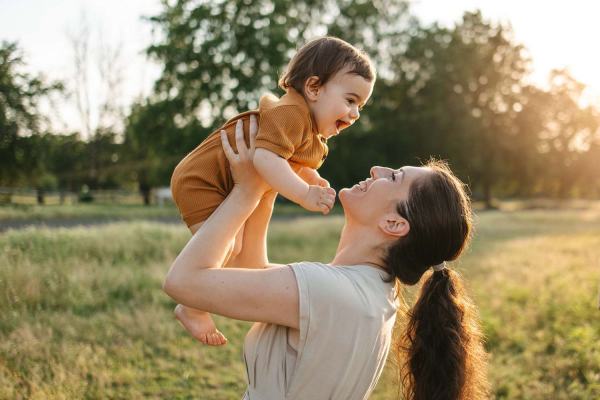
[165,187,262,287]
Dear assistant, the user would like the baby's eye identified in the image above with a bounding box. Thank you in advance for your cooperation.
[390,172,396,181]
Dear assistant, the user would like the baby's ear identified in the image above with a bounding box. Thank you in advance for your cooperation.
[304,76,321,101]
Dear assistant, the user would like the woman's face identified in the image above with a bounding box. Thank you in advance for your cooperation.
[339,165,431,224]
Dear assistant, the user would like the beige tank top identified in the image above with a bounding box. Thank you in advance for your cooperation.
[242,262,398,400]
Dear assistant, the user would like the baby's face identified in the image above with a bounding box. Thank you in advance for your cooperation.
[309,69,374,139]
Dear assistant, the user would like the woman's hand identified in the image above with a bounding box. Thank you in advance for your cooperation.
[220,115,270,196]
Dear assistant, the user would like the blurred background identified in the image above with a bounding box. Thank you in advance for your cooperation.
[1,1,599,399]
[1,0,599,208]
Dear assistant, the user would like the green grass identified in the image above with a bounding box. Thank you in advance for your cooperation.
[2,199,596,223]
[0,203,180,222]
[1,208,599,399]
[0,202,341,224]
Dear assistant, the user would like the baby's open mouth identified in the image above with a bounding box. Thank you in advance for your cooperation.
[335,120,348,133]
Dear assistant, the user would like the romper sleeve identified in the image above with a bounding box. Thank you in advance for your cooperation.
[256,105,308,160]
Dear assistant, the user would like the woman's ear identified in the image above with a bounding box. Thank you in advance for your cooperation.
[378,213,410,238]
[304,76,321,102]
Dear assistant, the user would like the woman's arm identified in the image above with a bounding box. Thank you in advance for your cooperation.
[163,117,300,328]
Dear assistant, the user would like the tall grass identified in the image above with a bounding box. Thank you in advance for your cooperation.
[1,209,599,399]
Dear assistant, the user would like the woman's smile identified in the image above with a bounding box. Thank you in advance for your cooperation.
[352,178,373,193]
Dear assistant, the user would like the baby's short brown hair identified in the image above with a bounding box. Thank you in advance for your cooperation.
[278,37,375,95]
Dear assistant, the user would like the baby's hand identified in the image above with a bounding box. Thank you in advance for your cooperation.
[300,185,336,215]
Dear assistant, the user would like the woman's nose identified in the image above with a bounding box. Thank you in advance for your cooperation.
[370,166,382,178]
[350,106,360,120]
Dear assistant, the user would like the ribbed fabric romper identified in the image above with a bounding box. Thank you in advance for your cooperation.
[170,88,329,227]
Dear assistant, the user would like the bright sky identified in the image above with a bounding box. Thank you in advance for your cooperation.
[1,0,599,133]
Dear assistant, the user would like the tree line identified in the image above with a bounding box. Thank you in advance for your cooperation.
[1,1,599,208]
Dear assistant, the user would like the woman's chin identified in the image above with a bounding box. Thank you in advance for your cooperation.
[338,187,351,201]
[338,187,358,208]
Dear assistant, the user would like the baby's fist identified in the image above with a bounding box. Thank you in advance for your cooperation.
[302,185,336,215]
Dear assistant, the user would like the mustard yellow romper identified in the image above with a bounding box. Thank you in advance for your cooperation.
[170,88,329,227]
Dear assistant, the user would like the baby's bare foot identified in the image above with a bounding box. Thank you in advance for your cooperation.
[174,304,228,346]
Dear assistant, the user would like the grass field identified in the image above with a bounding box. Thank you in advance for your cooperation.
[0,202,342,225]
[1,207,599,399]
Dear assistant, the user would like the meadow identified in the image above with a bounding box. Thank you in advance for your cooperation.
[1,205,599,399]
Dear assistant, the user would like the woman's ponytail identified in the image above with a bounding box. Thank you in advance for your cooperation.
[397,268,489,400]
[383,159,490,399]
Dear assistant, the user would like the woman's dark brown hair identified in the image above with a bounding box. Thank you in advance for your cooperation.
[384,159,490,400]
[278,36,375,94]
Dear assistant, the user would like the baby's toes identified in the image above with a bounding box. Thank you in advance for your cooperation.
[205,332,214,346]
[198,332,209,345]
[211,332,222,346]
[217,332,228,345]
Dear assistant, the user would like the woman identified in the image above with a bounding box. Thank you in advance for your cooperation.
[163,116,489,400]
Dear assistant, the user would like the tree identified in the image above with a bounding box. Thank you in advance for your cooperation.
[121,99,197,205]
[535,70,599,197]
[122,0,409,196]
[0,41,62,198]
[146,0,408,127]
[66,17,126,192]
[365,11,532,207]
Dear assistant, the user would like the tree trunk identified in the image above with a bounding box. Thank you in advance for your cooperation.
[139,181,151,206]
[36,188,45,205]
[482,180,493,210]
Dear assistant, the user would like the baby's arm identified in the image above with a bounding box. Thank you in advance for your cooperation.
[297,166,330,188]
[254,148,335,214]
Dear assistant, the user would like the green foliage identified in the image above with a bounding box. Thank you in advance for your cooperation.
[4,5,600,204]
[120,0,409,202]
[534,70,600,197]
[0,41,62,188]
[145,0,407,125]
[350,11,531,206]
[1,210,600,398]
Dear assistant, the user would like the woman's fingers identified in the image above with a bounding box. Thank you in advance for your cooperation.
[234,119,247,159]
[220,130,238,162]
[249,114,258,151]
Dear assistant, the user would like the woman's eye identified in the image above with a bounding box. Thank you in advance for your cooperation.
[347,98,355,104]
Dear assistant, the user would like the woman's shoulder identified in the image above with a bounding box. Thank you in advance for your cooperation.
[289,262,397,330]
[289,261,390,280]
[289,262,395,301]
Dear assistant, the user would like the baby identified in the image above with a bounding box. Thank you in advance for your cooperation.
[170,36,375,345]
